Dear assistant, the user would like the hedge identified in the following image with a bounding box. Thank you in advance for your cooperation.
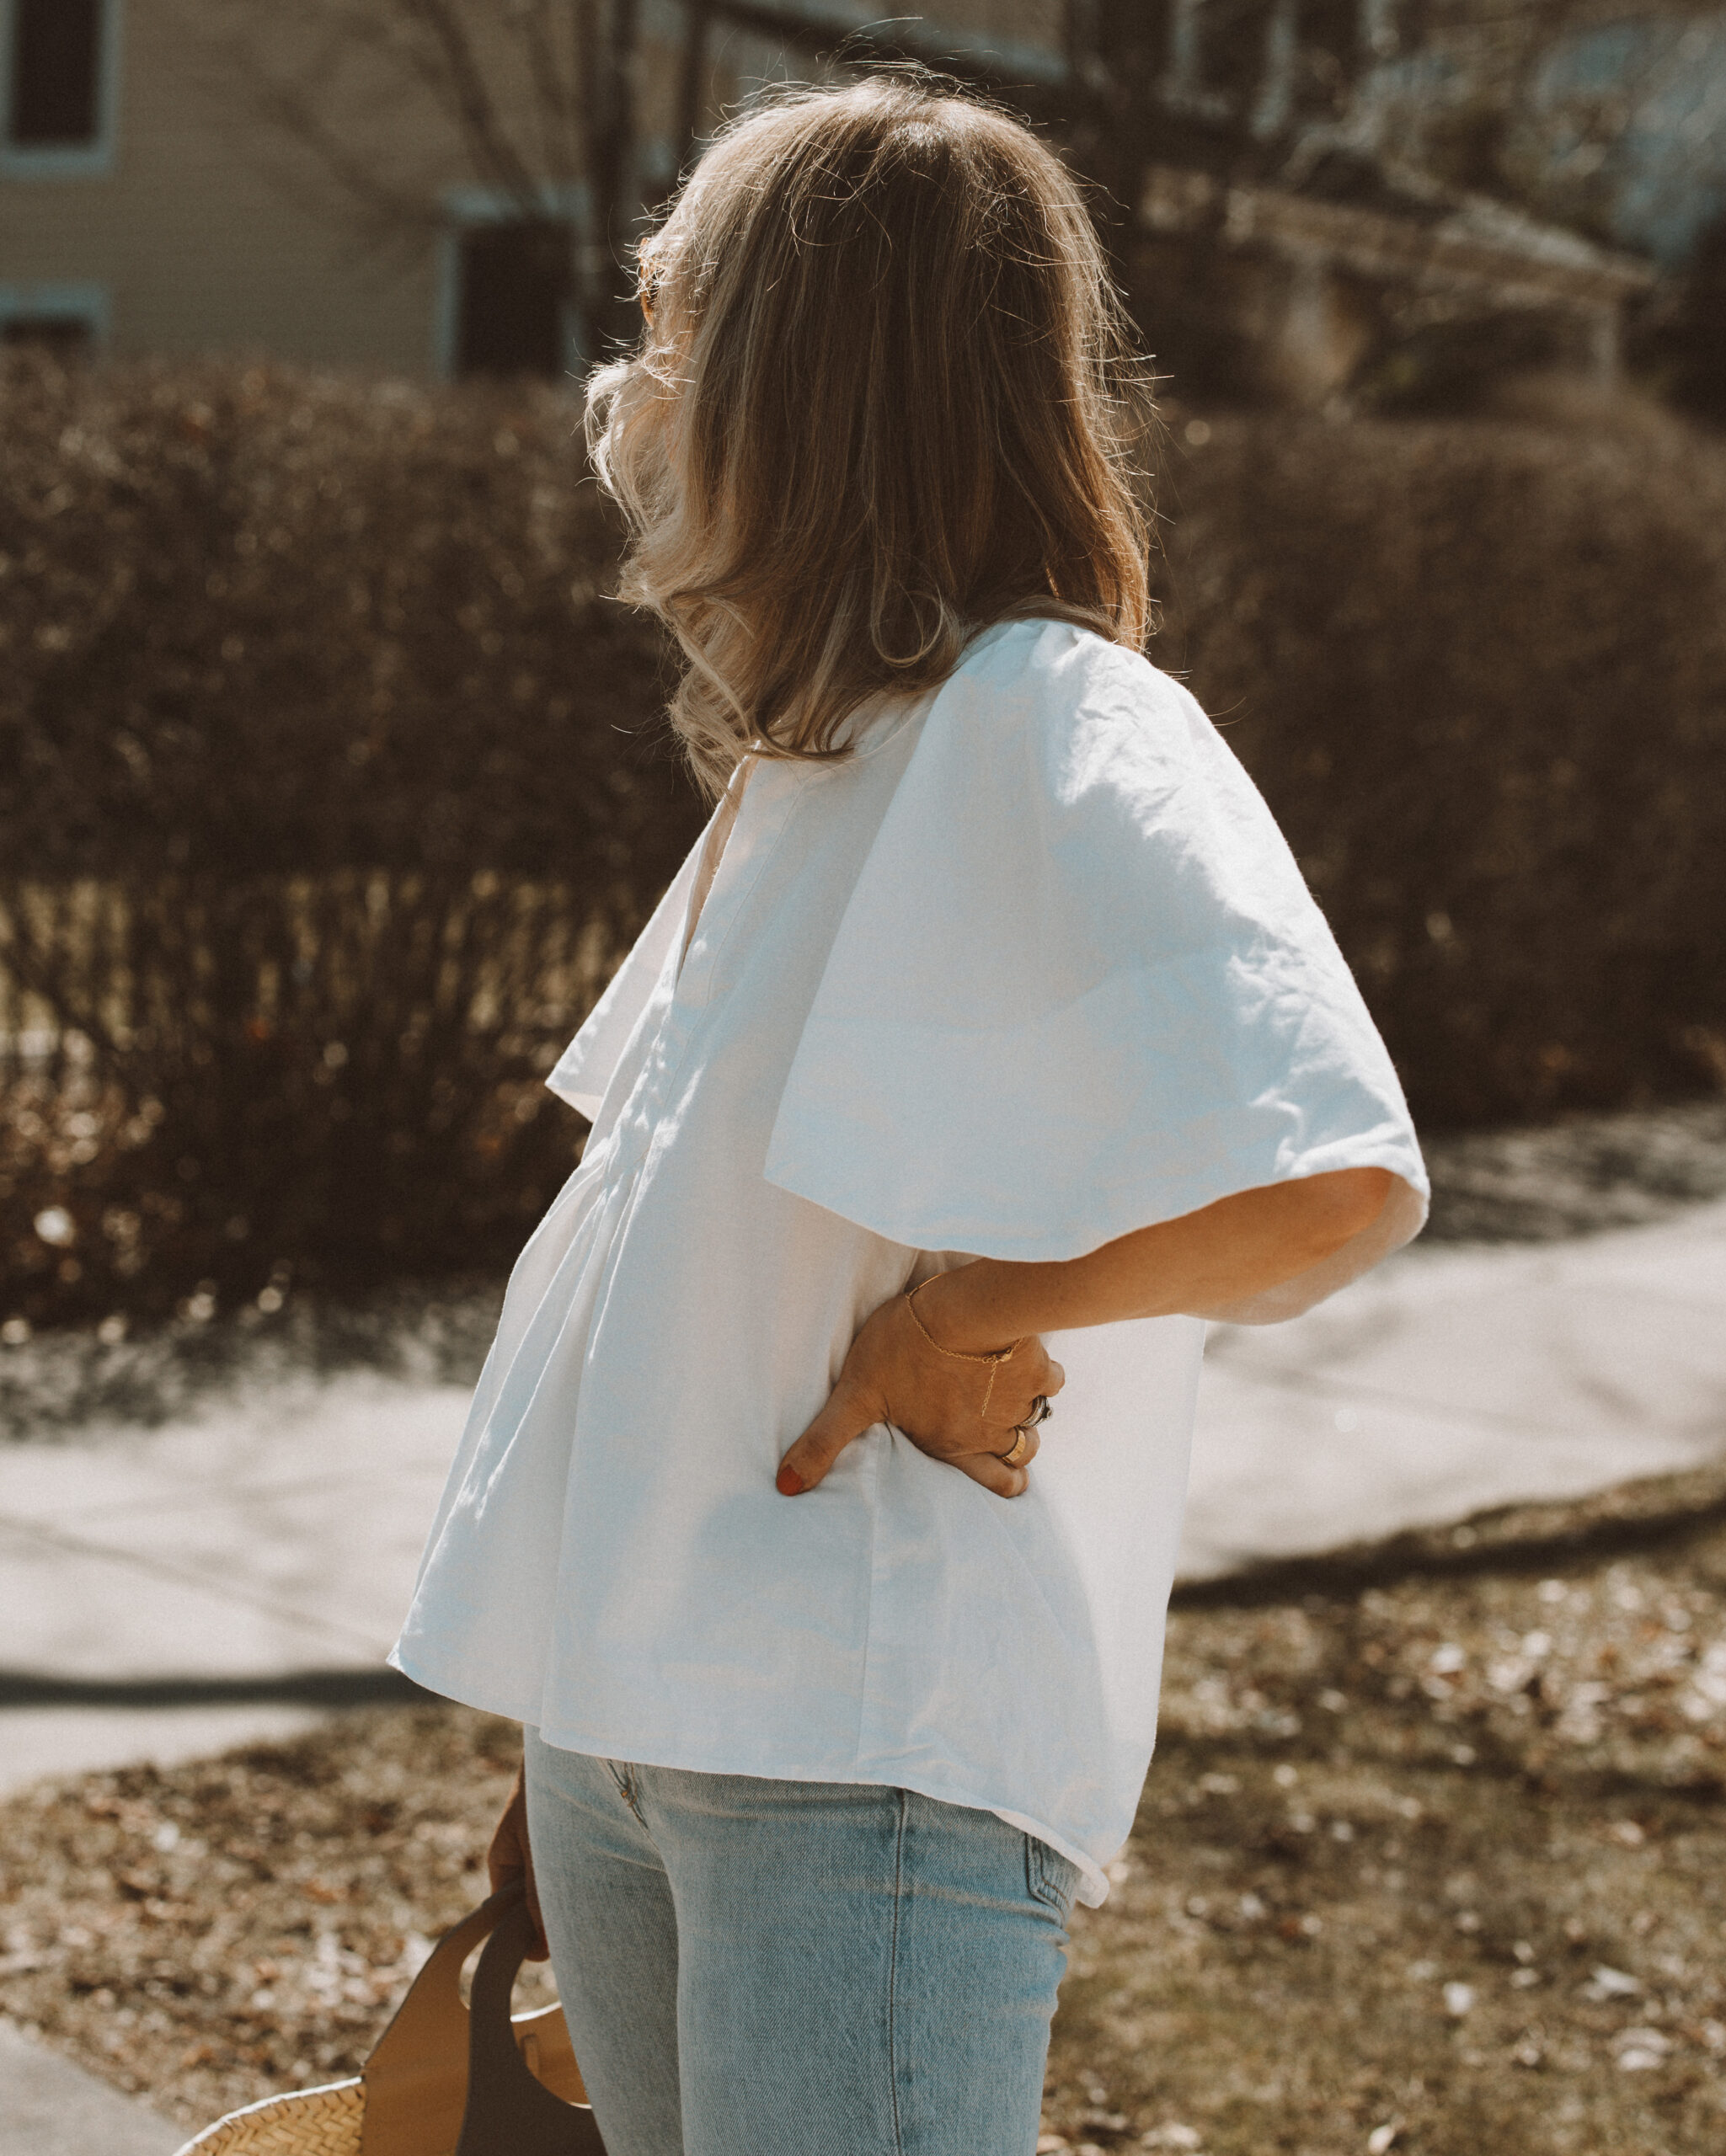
[3,354,1724,1331]
[0,352,699,1330]
[1152,397,1726,1126]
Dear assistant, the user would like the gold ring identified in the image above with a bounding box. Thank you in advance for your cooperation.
[1000,1428,1030,1468]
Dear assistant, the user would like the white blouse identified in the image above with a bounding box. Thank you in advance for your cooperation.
[393,618,1428,1905]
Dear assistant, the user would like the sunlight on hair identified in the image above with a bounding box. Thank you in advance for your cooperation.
[585,70,1157,795]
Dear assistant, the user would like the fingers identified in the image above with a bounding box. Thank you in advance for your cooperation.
[488,1766,549,1959]
[954,1449,1030,1499]
[494,1845,550,1960]
[522,1854,549,1962]
[1002,1421,1042,1467]
[1023,1345,1064,1400]
[778,1307,1065,1502]
[777,1381,881,1495]
[991,1374,1061,1444]
[487,1771,527,1897]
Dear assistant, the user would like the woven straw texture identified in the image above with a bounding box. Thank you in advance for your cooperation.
[173,2077,364,2155]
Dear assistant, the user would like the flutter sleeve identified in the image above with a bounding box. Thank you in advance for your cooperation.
[762,619,1428,1319]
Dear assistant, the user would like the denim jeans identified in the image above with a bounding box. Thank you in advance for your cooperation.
[522,1729,1081,2156]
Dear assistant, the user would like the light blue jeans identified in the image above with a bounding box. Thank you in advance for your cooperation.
[522,1729,1081,2156]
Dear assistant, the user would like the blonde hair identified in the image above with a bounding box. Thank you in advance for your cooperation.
[585,69,1155,795]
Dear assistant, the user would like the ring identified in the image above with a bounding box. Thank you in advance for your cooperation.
[999,1428,1030,1468]
[1029,1395,1053,1426]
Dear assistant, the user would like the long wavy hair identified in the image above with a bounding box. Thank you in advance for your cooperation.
[585,69,1155,795]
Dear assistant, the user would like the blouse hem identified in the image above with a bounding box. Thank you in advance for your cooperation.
[387,1642,1114,1908]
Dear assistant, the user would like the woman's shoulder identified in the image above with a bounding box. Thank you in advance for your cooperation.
[955,614,1201,729]
[943,615,1211,783]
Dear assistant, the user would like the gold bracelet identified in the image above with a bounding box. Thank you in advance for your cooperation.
[905,1278,1024,1369]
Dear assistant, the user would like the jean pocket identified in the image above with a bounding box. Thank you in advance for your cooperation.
[1024,1833,1081,1914]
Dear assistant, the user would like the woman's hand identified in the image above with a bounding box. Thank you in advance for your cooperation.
[776,1170,1395,1503]
[487,1758,549,1961]
[777,1283,1065,1498]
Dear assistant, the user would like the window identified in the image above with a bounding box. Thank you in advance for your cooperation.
[452,218,575,381]
[0,283,109,357]
[3,0,115,171]
[2,312,93,359]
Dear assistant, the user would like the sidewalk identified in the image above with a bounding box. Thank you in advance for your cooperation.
[1186,1192,1726,1574]
[0,2022,179,2156]
[0,1371,472,1791]
[3,1201,1724,1801]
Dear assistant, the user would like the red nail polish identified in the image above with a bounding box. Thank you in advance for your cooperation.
[776,1464,805,1497]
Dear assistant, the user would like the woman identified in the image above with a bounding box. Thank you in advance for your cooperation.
[393,70,1428,2156]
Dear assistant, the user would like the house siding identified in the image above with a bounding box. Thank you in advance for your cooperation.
[0,0,1065,376]
[0,2,453,369]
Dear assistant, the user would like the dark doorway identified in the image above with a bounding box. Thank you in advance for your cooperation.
[7,0,104,147]
[454,219,573,381]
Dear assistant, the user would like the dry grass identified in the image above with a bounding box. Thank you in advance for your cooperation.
[3,1474,1726,2152]
[1044,1486,1726,2155]
[0,1705,553,2132]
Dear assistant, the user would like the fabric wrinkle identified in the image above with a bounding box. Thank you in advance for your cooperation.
[393,616,1429,1908]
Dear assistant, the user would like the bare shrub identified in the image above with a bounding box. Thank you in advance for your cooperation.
[1157,397,1726,1127]
[4,355,1725,1332]
[0,350,698,1329]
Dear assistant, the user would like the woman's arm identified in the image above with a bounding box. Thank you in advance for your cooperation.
[922,1165,1393,1342]
[778,1165,1392,1499]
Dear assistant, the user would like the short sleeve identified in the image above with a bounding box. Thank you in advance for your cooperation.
[545,833,703,1121]
[762,621,1428,1312]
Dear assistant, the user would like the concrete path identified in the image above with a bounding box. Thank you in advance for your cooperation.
[1184,1193,1726,1576]
[0,1371,472,1792]
[3,1202,1724,1801]
[2,1200,1724,2146]
[0,2021,179,2155]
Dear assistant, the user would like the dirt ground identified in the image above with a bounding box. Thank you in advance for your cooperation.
[1043,1470,1726,2156]
[3,1469,1724,2153]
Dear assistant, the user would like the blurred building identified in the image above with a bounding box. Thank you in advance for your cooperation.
[0,0,669,376]
[0,0,1064,379]
[1134,158,1654,406]
[0,0,1710,400]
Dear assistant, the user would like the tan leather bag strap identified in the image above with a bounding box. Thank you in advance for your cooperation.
[456,1897,606,2153]
[358,1889,515,2153]
[357,1884,602,2155]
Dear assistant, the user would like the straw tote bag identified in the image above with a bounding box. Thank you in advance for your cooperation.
[173,1882,605,2154]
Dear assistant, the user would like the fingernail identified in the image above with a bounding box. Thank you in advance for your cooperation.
[776,1464,805,1497]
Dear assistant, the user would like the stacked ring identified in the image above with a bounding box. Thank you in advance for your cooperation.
[999,1396,1054,1466]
